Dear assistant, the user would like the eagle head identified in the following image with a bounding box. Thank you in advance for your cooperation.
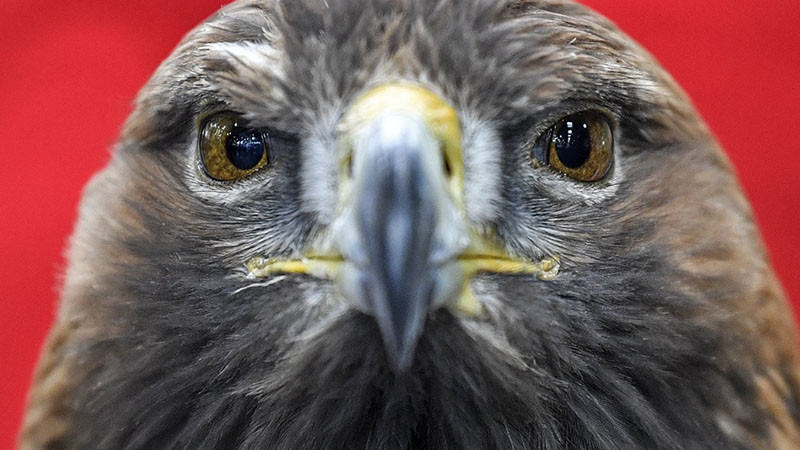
[21,1,800,448]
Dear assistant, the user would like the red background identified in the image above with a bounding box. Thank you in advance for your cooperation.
[1,0,798,446]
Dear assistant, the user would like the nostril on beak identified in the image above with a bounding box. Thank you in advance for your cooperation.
[442,143,453,178]
[344,151,353,178]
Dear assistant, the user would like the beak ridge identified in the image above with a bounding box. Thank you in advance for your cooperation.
[338,112,463,370]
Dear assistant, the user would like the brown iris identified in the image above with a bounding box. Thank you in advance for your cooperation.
[200,113,269,181]
[534,111,614,182]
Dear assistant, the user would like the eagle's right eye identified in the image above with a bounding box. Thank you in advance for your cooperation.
[200,113,270,181]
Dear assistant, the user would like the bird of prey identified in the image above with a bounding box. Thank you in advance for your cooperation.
[20,0,800,448]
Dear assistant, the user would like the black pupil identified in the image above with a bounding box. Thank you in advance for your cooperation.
[554,119,591,168]
[226,127,265,170]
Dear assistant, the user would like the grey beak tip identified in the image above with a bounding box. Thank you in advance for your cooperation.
[384,335,419,373]
[369,283,428,373]
[390,353,415,373]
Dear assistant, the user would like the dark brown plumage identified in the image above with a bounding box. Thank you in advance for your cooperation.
[21,0,800,448]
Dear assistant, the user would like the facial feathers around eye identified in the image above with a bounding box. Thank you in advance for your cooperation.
[20,1,800,449]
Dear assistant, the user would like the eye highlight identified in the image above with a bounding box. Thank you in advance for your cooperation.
[200,113,270,181]
[532,111,613,182]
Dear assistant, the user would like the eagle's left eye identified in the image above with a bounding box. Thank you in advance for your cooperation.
[532,110,614,182]
[199,113,270,181]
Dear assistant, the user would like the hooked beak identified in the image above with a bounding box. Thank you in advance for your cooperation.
[334,94,466,369]
[247,84,559,371]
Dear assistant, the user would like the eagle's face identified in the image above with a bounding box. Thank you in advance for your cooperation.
[26,0,800,448]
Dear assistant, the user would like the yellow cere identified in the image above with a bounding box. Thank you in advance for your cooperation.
[342,83,464,204]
